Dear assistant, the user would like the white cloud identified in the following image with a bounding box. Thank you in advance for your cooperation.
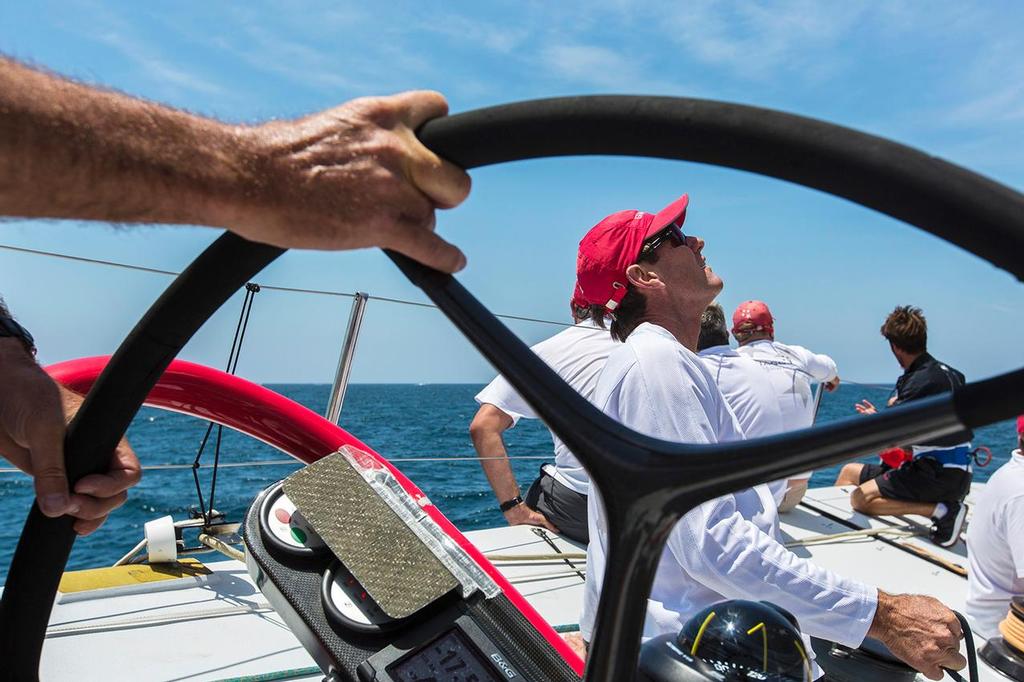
[658,0,867,82]
[60,0,224,97]
[940,35,1024,126]
[412,13,531,55]
[537,43,693,93]
[91,30,224,96]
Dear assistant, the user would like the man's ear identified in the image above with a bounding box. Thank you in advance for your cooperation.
[625,263,662,290]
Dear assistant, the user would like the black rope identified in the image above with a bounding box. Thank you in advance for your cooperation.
[191,282,260,524]
[532,527,585,581]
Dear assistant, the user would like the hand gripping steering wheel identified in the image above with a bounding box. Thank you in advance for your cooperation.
[1,96,1022,681]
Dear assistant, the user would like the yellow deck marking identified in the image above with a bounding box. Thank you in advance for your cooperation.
[746,621,768,672]
[59,559,210,593]
[690,610,717,656]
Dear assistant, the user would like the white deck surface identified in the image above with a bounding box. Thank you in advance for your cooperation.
[11,485,1008,680]
[40,560,321,682]
[782,486,972,612]
[462,524,587,630]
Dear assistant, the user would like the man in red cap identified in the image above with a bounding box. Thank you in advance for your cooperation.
[575,194,966,680]
[966,415,1024,638]
[732,300,841,510]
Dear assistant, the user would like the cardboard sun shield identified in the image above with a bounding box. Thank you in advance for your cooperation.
[282,450,458,619]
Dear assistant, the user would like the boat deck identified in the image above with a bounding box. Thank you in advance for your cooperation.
[12,485,1004,680]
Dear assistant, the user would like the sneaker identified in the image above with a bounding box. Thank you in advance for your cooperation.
[929,501,966,547]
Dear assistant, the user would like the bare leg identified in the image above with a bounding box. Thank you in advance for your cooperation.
[850,479,937,518]
[834,462,864,487]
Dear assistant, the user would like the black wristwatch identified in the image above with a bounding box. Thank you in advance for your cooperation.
[0,316,36,355]
[499,495,523,513]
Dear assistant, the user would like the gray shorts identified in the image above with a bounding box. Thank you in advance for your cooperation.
[523,465,589,544]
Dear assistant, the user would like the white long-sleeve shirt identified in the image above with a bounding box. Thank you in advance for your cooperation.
[736,339,837,433]
[579,323,877,650]
[967,449,1024,639]
[698,344,788,502]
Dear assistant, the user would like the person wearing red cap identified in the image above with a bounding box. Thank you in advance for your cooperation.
[731,300,841,511]
[696,302,788,505]
[966,415,1024,639]
[574,194,966,680]
[834,305,974,548]
[469,298,618,544]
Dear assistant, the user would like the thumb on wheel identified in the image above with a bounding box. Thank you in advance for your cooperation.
[29,424,74,517]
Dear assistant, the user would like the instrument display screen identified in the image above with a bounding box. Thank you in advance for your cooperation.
[390,627,502,681]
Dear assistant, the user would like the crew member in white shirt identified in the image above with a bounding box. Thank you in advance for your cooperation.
[696,302,787,505]
[469,300,618,543]
[966,415,1024,639]
[573,193,966,680]
[733,300,840,510]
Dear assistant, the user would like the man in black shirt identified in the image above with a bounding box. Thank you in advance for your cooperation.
[835,306,973,547]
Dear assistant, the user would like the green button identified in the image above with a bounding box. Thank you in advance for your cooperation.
[291,527,307,544]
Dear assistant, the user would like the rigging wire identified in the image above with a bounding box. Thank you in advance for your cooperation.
[0,455,555,474]
[0,242,573,328]
[191,282,260,524]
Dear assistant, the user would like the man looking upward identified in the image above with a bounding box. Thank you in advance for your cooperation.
[575,194,966,680]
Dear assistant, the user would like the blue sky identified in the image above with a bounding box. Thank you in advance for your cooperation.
[0,1,1022,385]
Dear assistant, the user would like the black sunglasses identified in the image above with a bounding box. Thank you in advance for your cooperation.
[638,222,686,259]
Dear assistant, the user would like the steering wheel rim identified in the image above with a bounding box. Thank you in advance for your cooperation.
[1,95,1022,682]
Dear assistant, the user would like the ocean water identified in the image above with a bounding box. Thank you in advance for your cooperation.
[0,383,1018,582]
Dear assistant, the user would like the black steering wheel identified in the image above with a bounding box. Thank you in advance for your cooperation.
[1,96,1022,682]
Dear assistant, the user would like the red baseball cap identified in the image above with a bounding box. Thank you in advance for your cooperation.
[732,300,774,336]
[570,282,588,310]
[1017,414,1024,436]
[575,194,689,312]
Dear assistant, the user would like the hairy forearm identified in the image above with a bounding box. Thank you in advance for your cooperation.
[866,589,894,640]
[0,57,248,228]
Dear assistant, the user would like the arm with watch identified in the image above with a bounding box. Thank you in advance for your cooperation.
[469,403,560,533]
[0,301,140,535]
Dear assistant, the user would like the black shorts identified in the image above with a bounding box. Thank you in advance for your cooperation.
[859,457,971,504]
[524,465,588,544]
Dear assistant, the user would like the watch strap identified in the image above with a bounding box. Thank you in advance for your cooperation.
[499,495,523,513]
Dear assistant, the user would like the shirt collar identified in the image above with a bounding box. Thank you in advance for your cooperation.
[903,352,934,374]
[698,344,736,357]
[632,322,676,341]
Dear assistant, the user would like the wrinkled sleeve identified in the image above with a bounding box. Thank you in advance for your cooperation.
[667,497,877,647]
[612,345,722,444]
[790,345,838,383]
[474,374,535,425]
[1007,497,1024,579]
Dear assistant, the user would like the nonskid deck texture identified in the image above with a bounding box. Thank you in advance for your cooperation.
[9,485,1005,681]
[37,560,322,682]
